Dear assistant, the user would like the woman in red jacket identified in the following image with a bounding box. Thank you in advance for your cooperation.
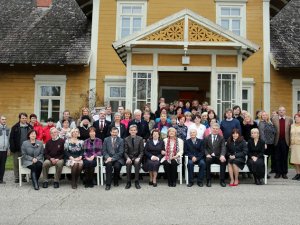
[42,118,55,143]
[29,114,44,141]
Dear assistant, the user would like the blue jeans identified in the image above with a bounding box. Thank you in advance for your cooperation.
[187,159,206,183]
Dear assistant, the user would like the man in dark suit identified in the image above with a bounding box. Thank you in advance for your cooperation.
[102,127,124,190]
[128,109,150,141]
[271,106,293,179]
[185,129,205,187]
[124,125,144,189]
[203,123,227,187]
[93,109,111,142]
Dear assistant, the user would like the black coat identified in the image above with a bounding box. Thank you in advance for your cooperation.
[93,120,111,141]
[184,138,205,160]
[127,120,150,140]
[9,122,33,153]
[247,138,265,159]
[108,122,127,139]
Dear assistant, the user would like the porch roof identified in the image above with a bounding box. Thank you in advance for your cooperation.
[113,9,260,65]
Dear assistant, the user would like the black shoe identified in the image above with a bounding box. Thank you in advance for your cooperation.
[247,173,253,179]
[220,181,226,187]
[168,181,172,187]
[53,182,59,188]
[149,181,153,185]
[105,185,111,190]
[267,175,271,179]
[187,182,193,187]
[172,182,176,187]
[274,174,281,179]
[197,182,203,187]
[113,181,119,187]
[125,182,131,189]
[0,180,5,184]
[15,178,19,183]
[292,174,299,180]
[206,180,211,187]
[22,177,27,182]
[282,174,288,179]
[135,181,141,189]
[42,182,48,188]
[153,183,157,187]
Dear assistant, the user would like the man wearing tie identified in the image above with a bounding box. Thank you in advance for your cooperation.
[185,129,206,187]
[124,125,144,189]
[128,109,150,142]
[93,109,111,142]
[102,127,124,190]
[271,106,293,179]
[204,123,227,187]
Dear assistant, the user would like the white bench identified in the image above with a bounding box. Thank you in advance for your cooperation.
[18,156,100,187]
[98,156,183,186]
[184,155,268,185]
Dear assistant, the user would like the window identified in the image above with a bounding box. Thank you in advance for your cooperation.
[132,72,152,111]
[34,75,66,123]
[292,80,300,115]
[242,78,254,115]
[116,1,147,40]
[217,73,237,117]
[104,76,126,112]
[216,2,246,37]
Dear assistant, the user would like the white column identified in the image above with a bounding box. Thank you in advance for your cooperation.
[237,53,243,107]
[125,50,133,110]
[151,53,158,112]
[89,0,100,110]
[263,0,271,113]
[210,54,217,110]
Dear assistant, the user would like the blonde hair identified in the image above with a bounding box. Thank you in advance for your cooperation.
[243,113,254,125]
[70,128,80,137]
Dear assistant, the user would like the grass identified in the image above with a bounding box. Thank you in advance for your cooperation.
[6,155,13,170]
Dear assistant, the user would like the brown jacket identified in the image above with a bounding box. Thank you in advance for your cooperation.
[271,115,293,146]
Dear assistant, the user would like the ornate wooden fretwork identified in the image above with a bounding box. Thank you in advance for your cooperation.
[142,20,184,41]
[188,20,229,42]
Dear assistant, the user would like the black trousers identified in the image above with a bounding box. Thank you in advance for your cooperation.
[162,160,178,184]
[27,161,43,180]
[126,159,141,182]
[105,161,122,186]
[206,157,226,181]
[247,158,265,179]
[265,144,276,172]
[275,139,289,175]
[0,151,7,181]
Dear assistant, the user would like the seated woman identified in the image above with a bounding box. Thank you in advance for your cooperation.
[59,119,71,140]
[65,128,84,189]
[226,129,248,186]
[21,130,44,190]
[154,113,171,140]
[161,127,184,187]
[83,127,102,188]
[247,128,266,185]
[144,129,164,187]
[78,115,92,141]
[173,114,188,141]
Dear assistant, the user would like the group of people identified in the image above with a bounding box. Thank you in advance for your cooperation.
[0,98,299,191]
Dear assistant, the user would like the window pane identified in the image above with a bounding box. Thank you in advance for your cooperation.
[122,17,130,28]
[110,101,119,112]
[121,101,126,107]
[137,101,146,110]
[40,99,49,122]
[222,81,231,101]
[221,19,229,29]
[41,86,51,96]
[110,87,120,97]
[231,8,241,16]
[122,5,131,14]
[133,79,136,98]
[132,6,142,14]
[147,79,151,99]
[222,74,231,79]
[121,87,126,97]
[121,28,130,38]
[242,103,248,111]
[217,80,221,99]
[137,79,146,99]
[51,86,61,96]
[232,20,240,30]
[138,73,147,78]
[221,8,230,16]
[242,90,248,100]
[232,30,240,35]
[133,17,142,32]
[297,91,300,101]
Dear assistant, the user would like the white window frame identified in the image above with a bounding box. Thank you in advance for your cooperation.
[216,1,247,37]
[34,75,66,123]
[242,78,254,115]
[104,76,126,112]
[116,0,147,40]
[132,71,152,111]
[292,79,300,116]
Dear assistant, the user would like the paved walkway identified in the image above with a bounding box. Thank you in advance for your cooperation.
[0,171,299,225]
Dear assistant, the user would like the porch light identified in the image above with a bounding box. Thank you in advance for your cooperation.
[182,47,190,65]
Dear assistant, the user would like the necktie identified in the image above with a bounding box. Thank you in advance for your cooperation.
[100,120,104,130]
[212,135,216,144]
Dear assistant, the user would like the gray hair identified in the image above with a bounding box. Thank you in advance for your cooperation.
[129,124,138,130]
[211,123,220,129]
[114,112,121,118]
[134,109,142,115]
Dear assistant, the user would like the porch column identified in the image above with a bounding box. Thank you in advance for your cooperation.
[151,53,158,112]
[125,50,133,110]
[210,54,217,110]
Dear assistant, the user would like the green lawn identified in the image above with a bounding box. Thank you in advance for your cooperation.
[6,155,13,170]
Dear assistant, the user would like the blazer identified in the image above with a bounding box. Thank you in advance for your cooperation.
[247,138,265,159]
[144,139,164,159]
[9,122,33,153]
[127,120,150,140]
[184,138,205,160]
[124,135,144,160]
[108,122,127,139]
[271,115,293,146]
[203,134,226,157]
[102,136,124,165]
[21,140,44,167]
[93,119,111,141]
[226,139,248,160]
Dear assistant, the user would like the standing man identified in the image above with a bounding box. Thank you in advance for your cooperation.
[204,123,227,187]
[220,108,241,141]
[42,127,65,188]
[56,110,76,130]
[105,106,114,122]
[128,109,150,142]
[0,115,10,184]
[117,106,125,118]
[185,129,206,187]
[9,113,32,183]
[102,127,124,190]
[124,125,144,189]
[271,106,293,179]
[93,109,111,142]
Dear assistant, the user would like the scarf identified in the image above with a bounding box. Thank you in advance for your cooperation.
[165,137,178,161]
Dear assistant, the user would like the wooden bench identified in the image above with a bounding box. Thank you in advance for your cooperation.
[98,156,183,186]
[18,156,100,187]
[184,155,268,185]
